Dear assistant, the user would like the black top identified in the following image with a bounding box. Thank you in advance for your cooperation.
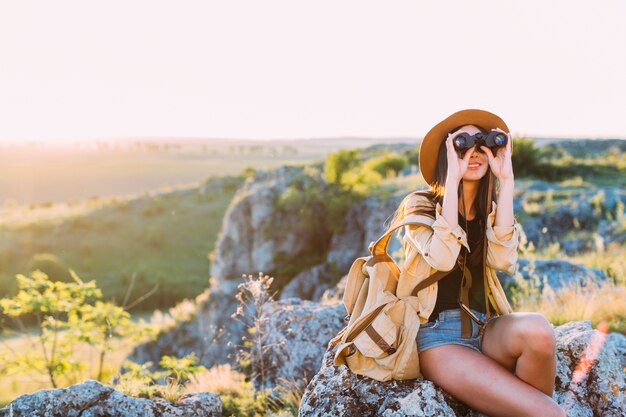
[427,212,487,322]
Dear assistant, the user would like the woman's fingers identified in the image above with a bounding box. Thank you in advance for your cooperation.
[481,146,494,161]
[462,146,475,163]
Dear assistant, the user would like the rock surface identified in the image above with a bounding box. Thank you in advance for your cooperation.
[252,298,346,392]
[0,379,222,417]
[299,320,626,416]
[210,165,335,287]
[498,258,607,291]
[280,195,405,301]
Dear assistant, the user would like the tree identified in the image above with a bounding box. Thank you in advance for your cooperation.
[0,270,156,387]
[323,149,361,185]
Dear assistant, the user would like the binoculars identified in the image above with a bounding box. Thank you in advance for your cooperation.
[453,129,508,157]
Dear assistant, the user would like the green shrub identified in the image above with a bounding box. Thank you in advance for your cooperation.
[323,149,361,185]
[27,253,72,282]
[402,146,420,166]
[511,137,543,177]
[362,152,407,178]
[0,270,157,387]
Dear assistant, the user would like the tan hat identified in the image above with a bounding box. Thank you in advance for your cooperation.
[419,109,510,186]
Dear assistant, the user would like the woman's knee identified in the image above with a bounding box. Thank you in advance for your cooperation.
[517,313,556,357]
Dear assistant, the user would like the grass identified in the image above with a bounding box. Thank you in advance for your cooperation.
[0,185,238,312]
[510,272,626,334]
[512,240,626,333]
[0,333,134,406]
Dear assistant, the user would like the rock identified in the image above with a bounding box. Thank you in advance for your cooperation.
[0,379,222,417]
[252,298,346,392]
[280,195,405,302]
[553,321,626,416]
[280,263,340,301]
[497,258,607,292]
[299,321,626,416]
[516,186,626,250]
[209,165,335,288]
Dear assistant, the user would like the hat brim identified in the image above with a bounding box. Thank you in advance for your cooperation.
[419,109,510,186]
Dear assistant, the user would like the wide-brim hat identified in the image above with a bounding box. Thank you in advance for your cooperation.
[419,109,510,186]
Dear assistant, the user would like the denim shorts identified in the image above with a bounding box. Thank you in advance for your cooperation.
[416,308,499,353]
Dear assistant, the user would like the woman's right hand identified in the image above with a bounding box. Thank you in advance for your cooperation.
[445,132,476,184]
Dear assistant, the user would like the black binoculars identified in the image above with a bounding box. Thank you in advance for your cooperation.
[453,129,508,157]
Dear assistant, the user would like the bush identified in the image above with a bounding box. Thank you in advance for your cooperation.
[323,149,361,185]
[362,152,408,178]
[0,270,157,387]
[511,137,543,178]
[27,253,72,282]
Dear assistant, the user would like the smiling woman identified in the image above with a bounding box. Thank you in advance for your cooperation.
[386,109,567,417]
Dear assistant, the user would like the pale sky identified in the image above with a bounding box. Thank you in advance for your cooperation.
[1,0,625,142]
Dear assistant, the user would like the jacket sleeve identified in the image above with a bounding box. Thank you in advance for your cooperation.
[403,201,471,272]
[485,201,521,274]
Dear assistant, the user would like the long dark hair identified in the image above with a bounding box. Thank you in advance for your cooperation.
[386,125,497,265]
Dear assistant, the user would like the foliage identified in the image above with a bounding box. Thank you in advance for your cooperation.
[27,253,72,283]
[114,353,206,402]
[323,149,361,185]
[511,137,544,177]
[0,270,157,388]
[362,151,407,178]
[267,170,361,291]
[401,146,420,166]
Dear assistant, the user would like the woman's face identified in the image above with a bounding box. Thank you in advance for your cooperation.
[456,124,489,182]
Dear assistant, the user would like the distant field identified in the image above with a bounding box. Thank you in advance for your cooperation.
[0,137,418,207]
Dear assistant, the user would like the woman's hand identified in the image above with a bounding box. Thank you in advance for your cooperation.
[445,132,476,184]
[480,128,514,181]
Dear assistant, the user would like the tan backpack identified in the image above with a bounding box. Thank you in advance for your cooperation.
[329,209,470,381]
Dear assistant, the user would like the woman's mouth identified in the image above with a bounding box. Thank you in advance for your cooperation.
[468,163,482,170]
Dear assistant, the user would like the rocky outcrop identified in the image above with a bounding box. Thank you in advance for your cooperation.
[280,196,404,301]
[209,165,335,288]
[299,320,626,416]
[129,166,406,373]
[129,165,341,371]
[0,379,222,417]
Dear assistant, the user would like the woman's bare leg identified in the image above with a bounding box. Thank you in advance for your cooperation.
[480,312,558,396]
[419,344,565,417]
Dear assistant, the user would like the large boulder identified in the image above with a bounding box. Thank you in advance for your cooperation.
[299,321,626,416]
[0,379,222,417]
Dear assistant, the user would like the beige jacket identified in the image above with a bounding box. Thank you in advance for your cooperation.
[396,193,521,323]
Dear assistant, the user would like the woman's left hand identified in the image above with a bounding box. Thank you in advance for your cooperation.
[480,128,514,181]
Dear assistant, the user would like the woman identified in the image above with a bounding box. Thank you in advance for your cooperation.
[389,109,565,417]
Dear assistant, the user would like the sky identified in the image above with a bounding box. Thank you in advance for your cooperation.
[1,0,625,142]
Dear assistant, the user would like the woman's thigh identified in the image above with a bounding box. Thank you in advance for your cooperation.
[418,344,559,417]
[479,312,554,372]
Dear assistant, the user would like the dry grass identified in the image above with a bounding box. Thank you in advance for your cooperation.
[511,275,626,333]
